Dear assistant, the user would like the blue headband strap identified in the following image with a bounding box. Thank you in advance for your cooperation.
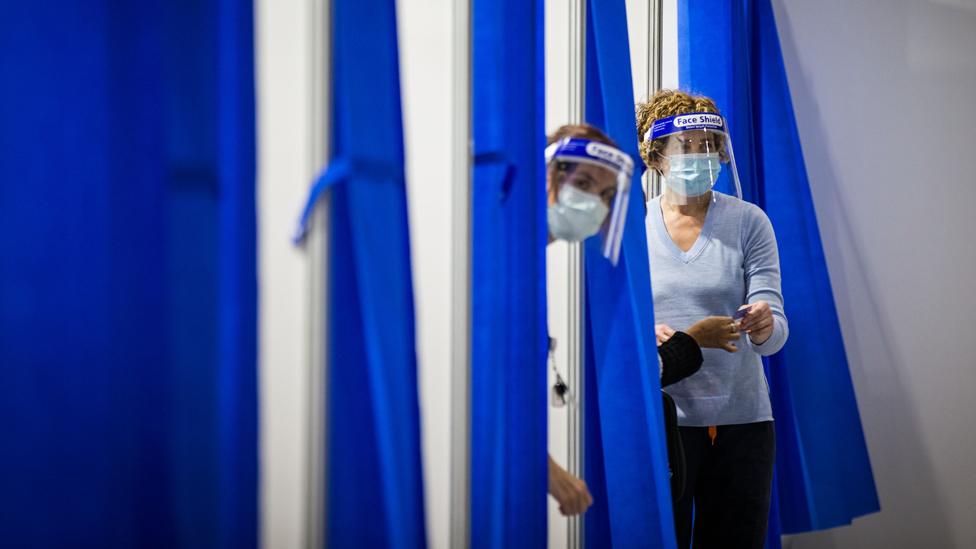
[644,112,727,142]
[545,137,634,177]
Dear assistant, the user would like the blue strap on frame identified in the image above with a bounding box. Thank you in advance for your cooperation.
[645,111,728,142]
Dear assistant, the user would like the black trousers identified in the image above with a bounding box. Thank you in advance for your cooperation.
[673,421,775,549]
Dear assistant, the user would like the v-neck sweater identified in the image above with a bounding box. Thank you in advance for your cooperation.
[646,192,789,426]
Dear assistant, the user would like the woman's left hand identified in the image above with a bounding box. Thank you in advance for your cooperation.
[739,301,773,345]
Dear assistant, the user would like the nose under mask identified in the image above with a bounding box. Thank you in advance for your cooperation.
[547,184,609,242]
[663,152,722,197]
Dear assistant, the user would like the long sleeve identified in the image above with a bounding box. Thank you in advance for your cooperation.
[659,331,703,387]
[741,205,789,356]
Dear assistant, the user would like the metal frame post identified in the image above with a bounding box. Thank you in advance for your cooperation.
[305,0,331,546]
[449,0,473,546]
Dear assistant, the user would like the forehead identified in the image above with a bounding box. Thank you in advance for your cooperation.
[665,129,723,145]
[566,162,617,186]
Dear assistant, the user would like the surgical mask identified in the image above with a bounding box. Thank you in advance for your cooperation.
[547,183,609,242]
[663,153,722,197]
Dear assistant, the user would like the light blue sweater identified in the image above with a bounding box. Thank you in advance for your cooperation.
[647,192,788,426]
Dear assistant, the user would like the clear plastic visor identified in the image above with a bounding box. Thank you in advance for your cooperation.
[644,114,742,206]
[546,140,633,265]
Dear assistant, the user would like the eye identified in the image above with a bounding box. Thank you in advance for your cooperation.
[572,172,598,192]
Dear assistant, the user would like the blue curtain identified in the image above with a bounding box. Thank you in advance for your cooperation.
[470,0,549,546]
[678,0,880,541]
[304,0,427,547]
[0,1,257,548]
[583,1,677,547]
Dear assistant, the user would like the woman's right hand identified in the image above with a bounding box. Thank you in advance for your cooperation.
[685,316,740,353]
[548,456,593,516]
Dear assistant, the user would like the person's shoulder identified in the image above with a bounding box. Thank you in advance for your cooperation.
[645,195,662,222]
[716,192,771,225]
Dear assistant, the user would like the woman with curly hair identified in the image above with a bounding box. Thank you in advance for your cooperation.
[636,90,789,548]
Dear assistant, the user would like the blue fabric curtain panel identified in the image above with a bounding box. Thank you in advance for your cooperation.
[213,0,259,545]
[583,1,677,547]
[470,0,549,547]
[0,1,258,548]
[320,0,426,547]
[677,0,881,541]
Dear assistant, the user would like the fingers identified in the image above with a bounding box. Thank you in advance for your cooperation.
[749,323,772,340]
[720,321,740,341]
[553,474,593,516]
[739,303,771,331]
[558,495,582,516]
[580,480,593,508]
[720,330,740,342]
[735,305,753,327]
[656,324,676,346]
[743,315,773,334]
[554,485,576,516]
[721,342,738,353]
[575,481,592,515]
[753,317,773,333]
[559,480,593,516]
[564,489,580,516]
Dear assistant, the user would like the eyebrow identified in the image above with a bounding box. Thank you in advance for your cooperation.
[672,136,716,148]
[575,172,598,185]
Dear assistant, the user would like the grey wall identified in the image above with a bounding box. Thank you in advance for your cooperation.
[773,1,976,547]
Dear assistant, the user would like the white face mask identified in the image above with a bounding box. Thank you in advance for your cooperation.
[547,183,609,242]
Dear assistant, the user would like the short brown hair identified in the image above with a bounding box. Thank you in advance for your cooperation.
[546,123,617,148]
[545,123,618,202]
[636,89,723,169]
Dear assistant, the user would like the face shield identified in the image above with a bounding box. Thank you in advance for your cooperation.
[545,137,634,265]
[643,112,742,205]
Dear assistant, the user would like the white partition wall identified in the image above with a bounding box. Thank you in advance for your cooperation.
[255,0,316,547]
[398,0,468,547]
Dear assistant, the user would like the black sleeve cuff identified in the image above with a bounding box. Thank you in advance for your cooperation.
[659,331,704,387]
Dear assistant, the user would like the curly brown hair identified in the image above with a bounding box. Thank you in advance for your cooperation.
[635,89,723,171]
